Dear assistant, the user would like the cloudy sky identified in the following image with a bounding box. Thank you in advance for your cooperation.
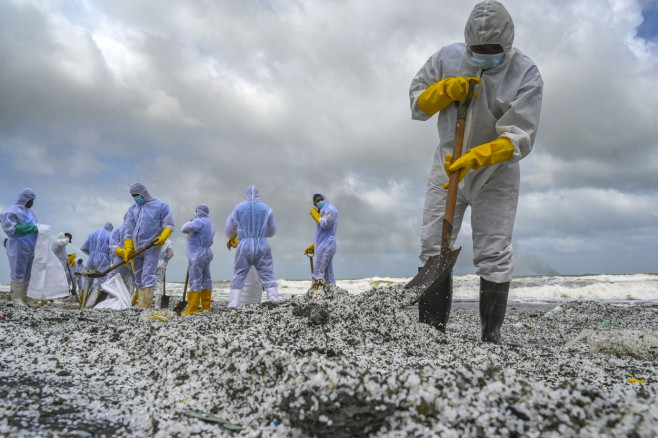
[1,0,657,283]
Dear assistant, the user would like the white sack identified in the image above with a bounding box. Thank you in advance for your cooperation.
[27,224,69,300]
[241,265,264,305]
[94,273,132,310]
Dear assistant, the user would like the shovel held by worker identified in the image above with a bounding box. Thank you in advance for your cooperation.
[75,241,157,279]
[174,269,190,315]
[161,264,170,309]
[67,264,77,297]
[405,79,476,304]
[307,253,314,275]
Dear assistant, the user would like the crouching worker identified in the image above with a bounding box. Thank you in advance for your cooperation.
[80,222,113,308]
[225,186,279,307]
[123,183,174,309]
[180,204,215,314]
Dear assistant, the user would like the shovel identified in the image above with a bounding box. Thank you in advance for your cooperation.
[173,269,190,315]
[307,253,314,275]
[161,265,170,309]
[75,242,156,279]
[67,264,77,297]
[405,79,476,304]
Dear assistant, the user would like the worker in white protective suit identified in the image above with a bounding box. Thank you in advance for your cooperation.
[409,0,543,343]
[225,186,279,307]
[74,258,86,293]
[80,222,113,308]
[0,188,39,306]
[180,204,214,314]
[109,217,136,299]
[52,232,73,291]
[154,238,174,309]
[122,182,175,309]
[304,191,339,288]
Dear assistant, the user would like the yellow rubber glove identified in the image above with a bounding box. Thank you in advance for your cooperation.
[116,248,125,258]
[443,137,514,189]
[227,232,238,250]
[68,253,77,267]
[304,244,315,256]
[310,208,322,223]
[124,239,135,263]
[153,227,172,246]
[418,77,480,116]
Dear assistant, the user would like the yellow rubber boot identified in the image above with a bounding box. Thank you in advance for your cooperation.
[181,291,201,315]
[132,290,139,306]
[201,289,212,312]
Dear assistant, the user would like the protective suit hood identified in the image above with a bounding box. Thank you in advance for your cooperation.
[313,191,330,205]
[15,188,36,207]
[244,186,261,202]
[196,204,210,218]
[104,222,114,232]
[129,182,154,202]
[464,0,514,55]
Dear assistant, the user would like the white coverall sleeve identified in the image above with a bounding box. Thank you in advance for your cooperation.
[265,212,276,238]
[80,237,91,255]
[409,51,445,121]
[496,65,543,162]
[224,211,238,238]
[318,210,336,230]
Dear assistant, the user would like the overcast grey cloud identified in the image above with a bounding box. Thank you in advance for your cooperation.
[1,0,657,283]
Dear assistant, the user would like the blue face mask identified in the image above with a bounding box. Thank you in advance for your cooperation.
[133,195,145,205]
[316,201,326,210]
[468,52,505,70]
[194,213,199,219]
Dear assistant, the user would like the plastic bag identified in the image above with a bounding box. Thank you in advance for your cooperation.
[94,273,132,310]
[27,224,69,300]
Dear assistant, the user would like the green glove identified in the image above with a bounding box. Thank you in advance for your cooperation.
[15,224,38,235]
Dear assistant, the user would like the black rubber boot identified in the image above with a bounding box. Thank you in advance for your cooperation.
[479,278,510,344]
[418,272,453,333]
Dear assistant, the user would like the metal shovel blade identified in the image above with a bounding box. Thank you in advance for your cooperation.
[405,246,461,305]
[74,267,104,278]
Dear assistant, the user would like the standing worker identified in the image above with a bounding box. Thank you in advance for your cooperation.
[409,0,543,343]
[122,182,175,309]
[74,258,86,293]
[110,215,136,297]
[80,222,113,308]
[225,186,279,307]
[52,232,73,291]
[0,188,39,306]
[180,204,215,314]
[304,191,339,289]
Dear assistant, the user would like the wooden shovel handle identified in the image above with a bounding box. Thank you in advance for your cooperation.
[442,79,476,248]
[182,269,189,301]
[101,241,156,276]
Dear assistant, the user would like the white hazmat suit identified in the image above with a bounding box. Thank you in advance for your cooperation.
[80,222,113,308]
[311,191,339,284]
[225,186,279,307]
[0,188,38,305]
[409,0,543,343]
[409,0,542,283]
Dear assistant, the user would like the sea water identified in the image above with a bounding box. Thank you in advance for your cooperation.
[5,273,654,304]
